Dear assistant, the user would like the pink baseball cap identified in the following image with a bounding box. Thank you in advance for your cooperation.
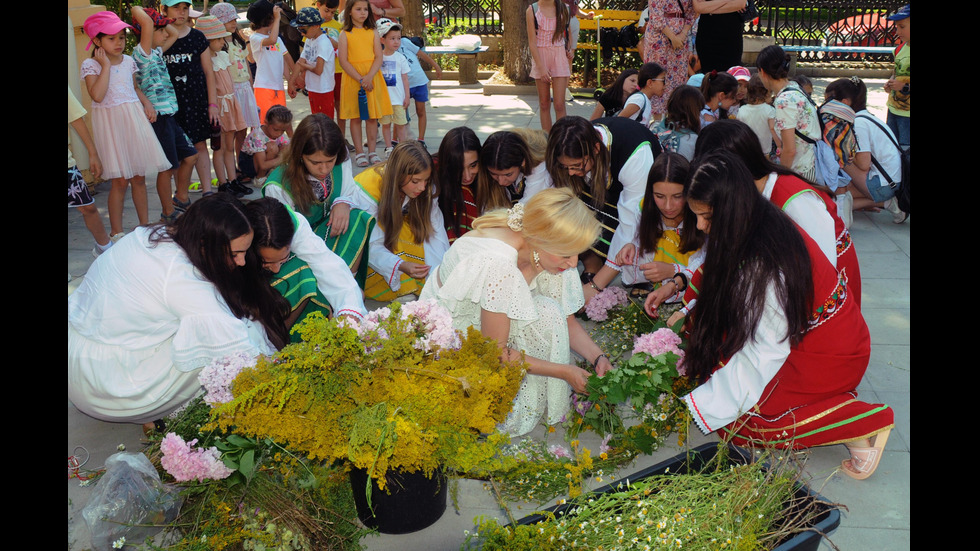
[727,65,751,82]
[82,11,134,50]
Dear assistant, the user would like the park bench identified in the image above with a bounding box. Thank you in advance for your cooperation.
[575,10,643,54]
[424,45,490,85]
[573,10,642,85]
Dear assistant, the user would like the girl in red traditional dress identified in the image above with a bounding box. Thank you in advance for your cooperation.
[436,127,482,243]
[664,150,893,480]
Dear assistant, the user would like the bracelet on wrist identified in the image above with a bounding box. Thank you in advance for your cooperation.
[592,353,607,371]
[584,272,603,292]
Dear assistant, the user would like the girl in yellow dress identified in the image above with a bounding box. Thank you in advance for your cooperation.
[338,0,392,167]
[587,152,706,302]
[348,141,449,301]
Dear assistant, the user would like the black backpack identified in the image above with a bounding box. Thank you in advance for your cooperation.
[600,22,639,60]
[858,114,910,214]
[618,22,640,49]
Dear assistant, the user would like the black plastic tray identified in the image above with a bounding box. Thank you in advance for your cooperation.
[514,443,840,551]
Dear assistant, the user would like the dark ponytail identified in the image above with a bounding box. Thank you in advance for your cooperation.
[756,45,791,80]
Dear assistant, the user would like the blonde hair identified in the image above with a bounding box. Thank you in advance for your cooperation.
[510,127,548,166]
[377,141,435,251]
[472,188,599,256]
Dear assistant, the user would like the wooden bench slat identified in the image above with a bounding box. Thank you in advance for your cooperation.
[576,44,639,53]
[590,10,642,19]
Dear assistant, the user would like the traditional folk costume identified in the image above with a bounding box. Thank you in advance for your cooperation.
[263,159,374,280]
[766,173,861,306]
[444,185,480,244]
[349,167,450,301]
[683,226,892,448]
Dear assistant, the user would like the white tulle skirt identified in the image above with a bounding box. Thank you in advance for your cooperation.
[90,102,171,180]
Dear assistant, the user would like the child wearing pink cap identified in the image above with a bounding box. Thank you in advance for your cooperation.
[80,11,170,239]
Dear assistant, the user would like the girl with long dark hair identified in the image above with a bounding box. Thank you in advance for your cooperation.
[475,129,551,212]
[666,151,894,479]
[68,194,288,425]
[693,119,862,305]
[436,127,482,242]
[246,198,366,338]
[589,68,639,120]
[608,152,705,303]
[546,115,662,294]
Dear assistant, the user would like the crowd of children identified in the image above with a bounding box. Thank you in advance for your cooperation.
[71,0,441,251]
[582,8,910,228]
[70,0,909,278]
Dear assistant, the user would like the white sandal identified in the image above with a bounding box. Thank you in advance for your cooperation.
[355,153,368,167]
[368,152,382,165]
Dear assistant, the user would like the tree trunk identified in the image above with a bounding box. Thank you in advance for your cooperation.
[502,0,532,83]
[401,1,424,38]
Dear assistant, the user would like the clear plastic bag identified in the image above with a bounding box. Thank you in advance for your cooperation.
[82,452,183,550]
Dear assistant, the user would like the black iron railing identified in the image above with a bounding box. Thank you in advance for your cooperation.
[752,0,906,62]
[422,1,906,62]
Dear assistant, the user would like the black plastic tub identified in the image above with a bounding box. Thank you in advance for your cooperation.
[349,468,448,534]
[514,443,840,551]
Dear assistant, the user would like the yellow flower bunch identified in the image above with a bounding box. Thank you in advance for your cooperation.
[211,306,524,491]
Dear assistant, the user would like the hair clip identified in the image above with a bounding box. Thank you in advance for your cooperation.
[506,203,525,232]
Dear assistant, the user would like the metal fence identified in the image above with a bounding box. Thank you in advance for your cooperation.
[751,0,906,62]
[422,0,648,35]
[423,0,503,35]
[423,0,906,62]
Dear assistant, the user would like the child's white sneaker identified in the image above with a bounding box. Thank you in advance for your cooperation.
[883,198,908,224]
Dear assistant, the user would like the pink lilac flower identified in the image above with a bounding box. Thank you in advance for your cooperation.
[199,353,256,406]
[599,434,613,455]
[401,299,461,351]
[159,433,234,482]
[337,316,360,330]
[548,444,572,460]
[585,286,629,321]
[632,328,686,375]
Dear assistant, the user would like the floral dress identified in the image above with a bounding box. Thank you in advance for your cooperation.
[642,0,694,115]
[774,82,820,181]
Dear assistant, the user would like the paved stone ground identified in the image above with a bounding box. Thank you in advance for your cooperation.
[68,78,909,550]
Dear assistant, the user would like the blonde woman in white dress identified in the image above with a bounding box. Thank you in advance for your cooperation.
[420,188,613,436]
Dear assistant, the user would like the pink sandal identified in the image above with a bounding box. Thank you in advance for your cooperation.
[841,428,891,480]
